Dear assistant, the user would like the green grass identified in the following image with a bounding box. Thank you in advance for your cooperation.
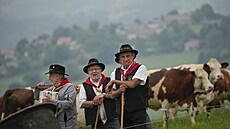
[137,51,199,69]
[152,108,230,129]
[77,108,230,129]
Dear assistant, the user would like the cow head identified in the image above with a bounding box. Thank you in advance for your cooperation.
[193,67,214,93]
[205,58,229,84]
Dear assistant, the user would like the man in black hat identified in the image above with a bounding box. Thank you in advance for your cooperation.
[37,64,77,129]
[79,58,119,129]
[106,44,153,129]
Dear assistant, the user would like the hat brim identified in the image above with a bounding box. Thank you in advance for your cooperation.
[83,63,105,74]
[45,71,69,76]
[115,50,138,63]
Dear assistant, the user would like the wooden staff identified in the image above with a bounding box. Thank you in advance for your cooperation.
[94,105,101,129]
[120,76,126,129]
[120,92,124,129]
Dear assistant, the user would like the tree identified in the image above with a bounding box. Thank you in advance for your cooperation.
[52,26,71,42]
[134,18,142,25]
[200,4,215,19]
[192,4,217,23]
[89,20,99,32]
[15,38,29,57]
[156,21,197,53]
[168,10,179,15]
[43,45,73,65]
[0,53,6,66]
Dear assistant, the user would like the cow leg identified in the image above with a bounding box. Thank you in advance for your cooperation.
[169,108,177,121]
[1,112,5,120]
[188,105,196,124]
[224,100,230,108]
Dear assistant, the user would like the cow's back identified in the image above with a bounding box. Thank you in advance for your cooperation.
[1,89,34,118]
[161,69,195,103]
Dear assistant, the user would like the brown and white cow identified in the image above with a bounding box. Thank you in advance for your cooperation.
[148,65,214,127]
[174,58,229,116]
[206,69,230,117]
[0,88,34,120]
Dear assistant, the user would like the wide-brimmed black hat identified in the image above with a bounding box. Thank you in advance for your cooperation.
[45,64,69,76]
[83,58,105,74]
[115,44,138,63]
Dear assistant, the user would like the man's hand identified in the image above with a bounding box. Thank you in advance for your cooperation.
[105,80,114,93]
[37,82,46,86]
[119,84,127,93]
[93,94,104,105]
[42,95,54,103]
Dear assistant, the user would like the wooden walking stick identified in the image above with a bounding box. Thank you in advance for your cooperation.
[120,76,126,129]
[120,92,124,129]
[94,105,101,129]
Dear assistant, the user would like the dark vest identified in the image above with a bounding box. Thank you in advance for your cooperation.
[83,77,118,125]
[115,65,149,113]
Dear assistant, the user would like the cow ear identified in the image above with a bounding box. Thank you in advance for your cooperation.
[203,64,211,74]
[221,62,229,68]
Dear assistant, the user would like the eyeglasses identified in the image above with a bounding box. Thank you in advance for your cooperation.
[88,67,101,72]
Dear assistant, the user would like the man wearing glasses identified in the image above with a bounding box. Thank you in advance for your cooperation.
[79,58,119,129]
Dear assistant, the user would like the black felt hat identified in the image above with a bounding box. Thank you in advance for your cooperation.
[83,58,105,74]
[45,64,69,76]
[115,44,138,63]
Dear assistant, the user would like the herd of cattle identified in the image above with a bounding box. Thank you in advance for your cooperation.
[0,58,229,127]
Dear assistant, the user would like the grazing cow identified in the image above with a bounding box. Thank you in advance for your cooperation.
[148,65,214,127]
[207,69,230,117]
[174,58,229,116]
[0,88,34,120]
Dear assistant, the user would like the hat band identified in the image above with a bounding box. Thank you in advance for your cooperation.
[88,61,99,65]
[120,47,132,51]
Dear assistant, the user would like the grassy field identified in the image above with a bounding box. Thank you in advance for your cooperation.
[78,107,230,129]
[79,108,230,129]
[152,108,230,129]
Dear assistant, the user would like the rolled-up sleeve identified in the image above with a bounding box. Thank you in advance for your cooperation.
[132,65,148,85]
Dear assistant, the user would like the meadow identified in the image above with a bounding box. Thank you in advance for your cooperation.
[151,107,230,129]
[78,107,230,129]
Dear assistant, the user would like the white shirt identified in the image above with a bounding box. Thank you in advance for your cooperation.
[79,77,107,124]
[110,64,148,89]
